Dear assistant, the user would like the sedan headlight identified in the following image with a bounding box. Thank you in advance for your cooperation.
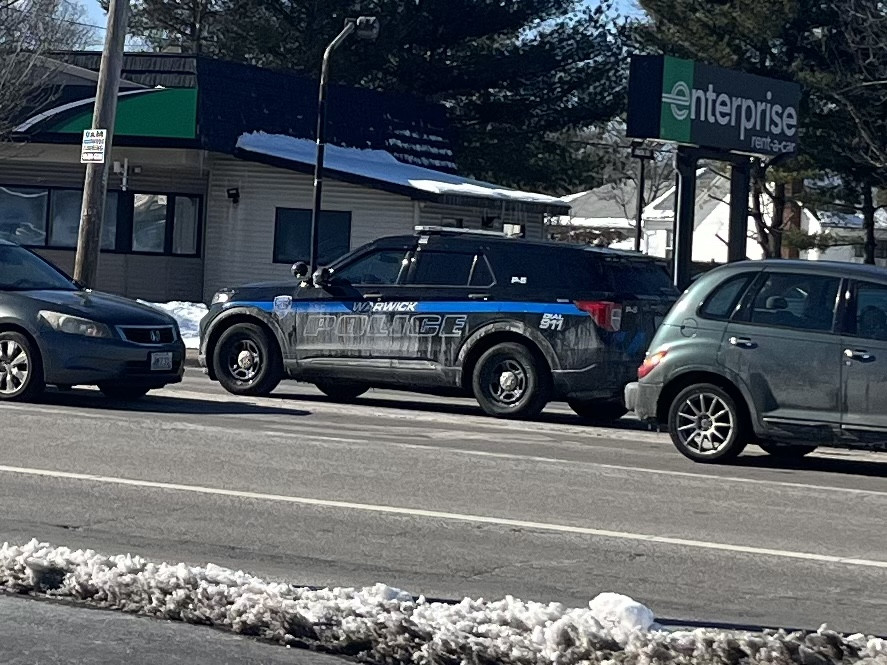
[39,311,113,338]
[211,289,234,305]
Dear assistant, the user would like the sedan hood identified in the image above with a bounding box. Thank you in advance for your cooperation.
[26,289,176,326]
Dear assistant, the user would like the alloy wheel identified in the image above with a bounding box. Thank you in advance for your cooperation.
[674,391,735,455]
[0,340,29,396]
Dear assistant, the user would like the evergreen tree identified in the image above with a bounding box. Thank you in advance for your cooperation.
[118,0,629,192]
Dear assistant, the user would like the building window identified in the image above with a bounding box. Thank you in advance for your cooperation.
[48,189,117,250]
[0,186,48,246]
[0,185,202,257]
[273,208,351,265]
[132,194,168,253]
[172,196,200,255]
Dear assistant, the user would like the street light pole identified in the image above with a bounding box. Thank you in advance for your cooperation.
[309,16,379,277]
[630,142,654,254]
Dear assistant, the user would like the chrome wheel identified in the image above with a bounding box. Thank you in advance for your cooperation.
[675,391,735,455]
[0,340,29,396]
[228,339,261,382]
[488,359,527,405]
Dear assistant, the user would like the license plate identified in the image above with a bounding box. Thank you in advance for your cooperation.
[150,352,173,371]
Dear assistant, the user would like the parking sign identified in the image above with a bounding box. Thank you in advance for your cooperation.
[80,129,107,164]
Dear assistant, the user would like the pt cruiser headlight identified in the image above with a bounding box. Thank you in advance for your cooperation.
[39,311,113,338]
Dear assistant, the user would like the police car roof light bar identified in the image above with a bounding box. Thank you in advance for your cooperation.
[413,226,514,238]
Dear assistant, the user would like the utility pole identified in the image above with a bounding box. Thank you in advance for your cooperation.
[74,0,130,288]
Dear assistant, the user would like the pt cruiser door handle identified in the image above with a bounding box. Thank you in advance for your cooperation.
[729,336,756,349]
[844,348,875,362]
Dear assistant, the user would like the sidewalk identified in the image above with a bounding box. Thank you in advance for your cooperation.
[0,594,350,665]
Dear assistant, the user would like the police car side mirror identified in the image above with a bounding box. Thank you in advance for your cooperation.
[292,261,310,280]
[312,266,333,288]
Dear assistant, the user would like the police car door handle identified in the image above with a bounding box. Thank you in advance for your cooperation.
[363,293,382,299]
[468,293,488,300]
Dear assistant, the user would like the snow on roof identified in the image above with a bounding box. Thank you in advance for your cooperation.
[236,132,564,208]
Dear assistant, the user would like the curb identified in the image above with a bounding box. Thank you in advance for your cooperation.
[184,350,201,368]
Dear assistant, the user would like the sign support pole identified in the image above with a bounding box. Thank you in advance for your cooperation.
[727,159,751,263]
[74,0,129,288]
[673,147,697,291]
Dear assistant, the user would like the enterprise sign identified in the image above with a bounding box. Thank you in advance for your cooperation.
[627,55,802,157]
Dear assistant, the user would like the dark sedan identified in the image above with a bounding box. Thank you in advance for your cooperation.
[0,240,185,401]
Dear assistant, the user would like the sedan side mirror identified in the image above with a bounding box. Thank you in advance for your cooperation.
[312,266,333,288]
[292,261,310,280]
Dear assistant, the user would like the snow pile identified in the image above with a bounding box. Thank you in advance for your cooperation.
[140,301,207,349]
[1,539,884,665]
[236,132,563,206]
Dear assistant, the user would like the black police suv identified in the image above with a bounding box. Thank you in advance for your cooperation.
[199,227,678,421]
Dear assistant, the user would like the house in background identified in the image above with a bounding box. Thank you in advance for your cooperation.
[552,168,887,267]
[2,53,567,302]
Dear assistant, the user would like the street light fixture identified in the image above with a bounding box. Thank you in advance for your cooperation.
[308,16,380,281]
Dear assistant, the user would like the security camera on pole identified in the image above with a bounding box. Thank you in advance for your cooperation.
[307,16,380,283]
[74,0,130,289]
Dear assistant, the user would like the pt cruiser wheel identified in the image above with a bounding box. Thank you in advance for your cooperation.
[214,323,282,396]
[0,332,43,402]
[472,342,549,419]
[668,383,747,463]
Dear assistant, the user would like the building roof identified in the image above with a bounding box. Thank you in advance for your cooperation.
[235,133,569,214]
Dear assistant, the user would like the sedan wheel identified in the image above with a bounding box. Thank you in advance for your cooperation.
[0,332,44,402]
[668,383,747,463]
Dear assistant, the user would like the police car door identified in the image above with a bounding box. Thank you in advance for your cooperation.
[294,245,413,372]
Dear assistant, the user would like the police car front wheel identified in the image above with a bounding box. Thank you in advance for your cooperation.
[214,323,282,397]
[472,342,550,420]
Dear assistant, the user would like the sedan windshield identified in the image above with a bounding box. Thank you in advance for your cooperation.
[0,245,77,291]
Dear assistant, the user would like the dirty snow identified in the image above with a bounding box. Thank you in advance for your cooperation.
[140,301,207,349]
[236,132,564,207]
[1,539,884,665]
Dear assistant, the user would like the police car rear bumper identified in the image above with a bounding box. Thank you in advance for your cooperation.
[552,362,636,401]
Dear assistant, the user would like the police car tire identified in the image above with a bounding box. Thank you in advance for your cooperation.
[315,382,368,402]
[472,342,549,419]
[568,399,627,423]
[214,323,282,396]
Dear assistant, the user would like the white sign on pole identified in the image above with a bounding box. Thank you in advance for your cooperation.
[80,129,107,164]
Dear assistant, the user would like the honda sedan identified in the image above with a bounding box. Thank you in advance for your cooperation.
[0,240,185,401]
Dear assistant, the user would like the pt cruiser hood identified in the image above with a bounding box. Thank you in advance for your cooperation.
[25,289,176,327]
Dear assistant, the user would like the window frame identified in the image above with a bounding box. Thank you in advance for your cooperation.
[841,278,887,340]
[272,207,352,266]
[696,272,757,322]
[330,247,412,286]
[0,184,203,258]
[734,270,844,335]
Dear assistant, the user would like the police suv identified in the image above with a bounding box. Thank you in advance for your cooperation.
[199,227,678,421]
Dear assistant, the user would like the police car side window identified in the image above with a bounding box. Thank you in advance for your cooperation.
[334,250,408,285]
[469,255,494,287]
[411,251,474,286]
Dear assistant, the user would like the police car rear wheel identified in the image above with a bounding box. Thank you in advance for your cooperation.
[214,323,282,396]
[315,382,368,402]
[568,399,628,423]
[473,342,549,419]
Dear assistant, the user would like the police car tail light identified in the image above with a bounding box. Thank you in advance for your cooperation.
[575,301,622,332]
[638,350,668,379]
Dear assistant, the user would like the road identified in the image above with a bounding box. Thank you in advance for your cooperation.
[1,369,886,641]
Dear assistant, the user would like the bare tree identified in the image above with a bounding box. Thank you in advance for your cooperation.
[0,0,94,139]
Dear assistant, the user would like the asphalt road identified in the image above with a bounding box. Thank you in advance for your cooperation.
[1,369,886,649]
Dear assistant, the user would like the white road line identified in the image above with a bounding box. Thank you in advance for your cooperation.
[3,400,886,499]
[0,463,884,570]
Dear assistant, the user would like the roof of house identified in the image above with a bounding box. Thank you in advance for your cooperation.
[236,133,569,214]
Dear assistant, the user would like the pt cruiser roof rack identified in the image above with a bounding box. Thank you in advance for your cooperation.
[413,225,521,238]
